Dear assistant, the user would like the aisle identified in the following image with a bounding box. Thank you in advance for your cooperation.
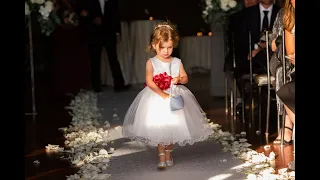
[103,138,246,180]
[97,85,246,180]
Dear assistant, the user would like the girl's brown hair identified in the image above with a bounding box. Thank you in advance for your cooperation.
[283,0,295,32]
[148,21,180,52]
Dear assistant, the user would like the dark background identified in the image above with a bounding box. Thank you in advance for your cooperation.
[25,0,211,73]
[119,0,210,36]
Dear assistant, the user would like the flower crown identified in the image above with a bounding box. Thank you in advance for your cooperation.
[154,24,173,30]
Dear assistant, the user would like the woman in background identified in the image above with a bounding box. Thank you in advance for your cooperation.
[276,0,295,170]
[51,0,91,97]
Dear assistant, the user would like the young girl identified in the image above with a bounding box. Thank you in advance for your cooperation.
[122,22,214,170]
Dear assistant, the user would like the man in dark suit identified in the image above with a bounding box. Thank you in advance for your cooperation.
[242,0,280,75]
[224,0,279,111]
[79,0,130,92]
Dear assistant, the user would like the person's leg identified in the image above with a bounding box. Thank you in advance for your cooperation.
[157,144,166,169]
[165,144,174,167]
[273,114,293,143]
[104,36,125,89]
[273,104,295,145]
[88,42,102,92]
[284,104,295,124]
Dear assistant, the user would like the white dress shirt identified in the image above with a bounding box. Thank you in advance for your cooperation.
[99,0,109,15]
[259,3,273,32]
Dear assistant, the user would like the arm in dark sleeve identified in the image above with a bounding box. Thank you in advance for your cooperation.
[78,0,100,22]
[112,0,121,35]
[227,14,236,55]
[74,0,84,15]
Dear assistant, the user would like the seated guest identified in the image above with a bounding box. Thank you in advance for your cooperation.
[268,8,294,145]
[276,0,295,170]
[224,0,259,108]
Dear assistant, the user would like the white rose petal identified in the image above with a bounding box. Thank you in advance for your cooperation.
[25,3,30,15]
[228,0,237,8]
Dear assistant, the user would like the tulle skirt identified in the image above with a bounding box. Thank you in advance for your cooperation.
[122,85,214,147]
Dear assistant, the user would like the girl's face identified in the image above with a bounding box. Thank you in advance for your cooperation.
[153,40,173,59]
[290,0,295,8]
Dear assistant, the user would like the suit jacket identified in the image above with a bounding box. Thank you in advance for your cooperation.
[242,4,280,51]
[224,3,280,74]
[79,0,121,42]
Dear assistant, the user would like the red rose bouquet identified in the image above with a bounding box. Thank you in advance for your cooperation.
[153,72,173,90]
[144,72,173,90]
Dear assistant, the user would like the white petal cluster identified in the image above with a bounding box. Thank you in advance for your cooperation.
[220,0,237,11]
[31,0,45,4]
[207,120,295,180]
[25,3,30,15]
[45,90,123,179]
[45,90,294,180]
[203,0,214,16]
[26,0,54,20]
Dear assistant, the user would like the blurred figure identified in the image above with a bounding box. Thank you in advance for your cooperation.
[268,7,294,144]
[244,0,280,74]
[276,0,295,170]
[224,0,259,107]
[79,0,131,92]
[275,0,285,7]
[51,0,91,97]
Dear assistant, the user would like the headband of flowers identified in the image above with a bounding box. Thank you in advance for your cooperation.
[154,24,173,30]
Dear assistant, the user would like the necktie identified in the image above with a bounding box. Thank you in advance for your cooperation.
[262,10,269,32]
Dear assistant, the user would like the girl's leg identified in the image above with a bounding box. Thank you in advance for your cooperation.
[157,144,166,169]
[165,144,173,160]
[165,144,174,166]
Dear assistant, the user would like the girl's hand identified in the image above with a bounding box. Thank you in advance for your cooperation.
[172,77,180,85]
[161,93,170,99]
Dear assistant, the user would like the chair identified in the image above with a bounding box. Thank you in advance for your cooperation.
[224,32,238,133]
[279,29,290,146]
[225,32,248,134]
[253,31,276,139]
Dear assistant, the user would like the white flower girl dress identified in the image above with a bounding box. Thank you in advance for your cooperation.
[122,57,213,146]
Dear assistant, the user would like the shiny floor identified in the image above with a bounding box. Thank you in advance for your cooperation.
[24,72,294,179]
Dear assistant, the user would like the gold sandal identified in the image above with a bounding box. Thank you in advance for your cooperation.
[165,150,174,167]
[157,153,166,170]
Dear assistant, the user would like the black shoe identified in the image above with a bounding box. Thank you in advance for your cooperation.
[114,84,132,92]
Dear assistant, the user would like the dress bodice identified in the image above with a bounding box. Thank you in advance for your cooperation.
[150,57,181,78]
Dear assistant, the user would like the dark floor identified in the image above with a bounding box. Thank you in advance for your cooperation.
[24,71,293,179]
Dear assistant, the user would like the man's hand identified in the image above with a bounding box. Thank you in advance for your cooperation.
[80,10,88,17]
[248,49,260,60]
[93,17,102,25]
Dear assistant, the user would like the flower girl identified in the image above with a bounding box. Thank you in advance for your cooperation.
[122,22,214,170]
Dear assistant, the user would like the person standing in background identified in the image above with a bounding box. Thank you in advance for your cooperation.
[79,0,131,92]
[51,0,91,97]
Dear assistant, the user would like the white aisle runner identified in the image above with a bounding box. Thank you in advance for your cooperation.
[97,86,246,180]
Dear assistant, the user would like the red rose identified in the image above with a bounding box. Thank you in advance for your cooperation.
[152,72,173,90]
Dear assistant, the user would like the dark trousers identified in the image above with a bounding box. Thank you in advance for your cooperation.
[88,36,124,91]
